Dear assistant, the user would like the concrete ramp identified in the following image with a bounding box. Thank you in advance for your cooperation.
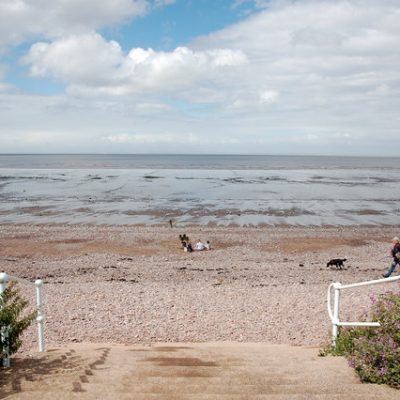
[1,343,398,399]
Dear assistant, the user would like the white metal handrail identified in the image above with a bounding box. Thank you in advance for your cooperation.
[0,272,45,367]
[327,275,400,346]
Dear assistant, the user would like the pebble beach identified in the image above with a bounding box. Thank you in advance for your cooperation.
[1,223,398,352]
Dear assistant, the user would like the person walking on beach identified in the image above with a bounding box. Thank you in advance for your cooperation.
[382,237,400,278]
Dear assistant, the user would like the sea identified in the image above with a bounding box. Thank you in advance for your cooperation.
[0,154,400,226]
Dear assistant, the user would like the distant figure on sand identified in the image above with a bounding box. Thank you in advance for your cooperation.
[205,240,211,250]
[182,241,193,253]
[195,240,206,251]
[382,237,400,278]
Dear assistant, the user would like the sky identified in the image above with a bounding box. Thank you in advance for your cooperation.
[0,0,400,156]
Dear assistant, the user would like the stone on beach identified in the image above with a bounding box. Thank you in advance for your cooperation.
[0,224,395,350]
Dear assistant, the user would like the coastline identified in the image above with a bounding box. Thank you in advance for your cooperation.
[2,157,400,227]
[1,223,398,351]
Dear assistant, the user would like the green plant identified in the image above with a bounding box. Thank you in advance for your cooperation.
[319,327,364,357]
[321,291,400,388]
[0,281,37,363]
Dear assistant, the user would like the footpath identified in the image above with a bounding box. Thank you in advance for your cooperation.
[1,342,398,399]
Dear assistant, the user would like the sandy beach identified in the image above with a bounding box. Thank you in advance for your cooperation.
[0,224,398,352]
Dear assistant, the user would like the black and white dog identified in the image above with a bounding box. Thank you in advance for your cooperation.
[327,258,347,270]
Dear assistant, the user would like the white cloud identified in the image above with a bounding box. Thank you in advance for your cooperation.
[24,33,123,86]
[103,131,240,146]
[0,64,6,81]
[0,0,181,49]
[120,46,247,91]
[189,0,400,146]
[0,0,148,47]
[105,133,182,144]
[154,0,176,7]
[23,34,248,95]
[0,65,14,93]
[259,90,279,104]
[2,0,400,155]
[0,83,13,93]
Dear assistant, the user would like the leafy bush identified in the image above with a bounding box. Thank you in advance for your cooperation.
[321,291,400,388]
[0,281,37,363]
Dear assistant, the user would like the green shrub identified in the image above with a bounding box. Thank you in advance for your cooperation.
[0,281,37,363]
[321,291,400,388]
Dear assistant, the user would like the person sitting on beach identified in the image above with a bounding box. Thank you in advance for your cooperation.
[205,240,211,250]
[195,239,206,251]
[183,242,193,252]
[382,236,400,278]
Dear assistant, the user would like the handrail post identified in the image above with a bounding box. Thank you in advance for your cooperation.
[332,282,341,346]
[328,276,400,348]
[0,272,10,367]
[35,279,45,352]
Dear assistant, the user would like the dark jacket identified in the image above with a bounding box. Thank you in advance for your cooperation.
[391,243,400,261]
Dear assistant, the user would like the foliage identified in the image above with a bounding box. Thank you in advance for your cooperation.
[0,281,37,362]
[321,291,400,388]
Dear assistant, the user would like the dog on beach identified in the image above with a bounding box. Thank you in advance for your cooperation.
[326,258,347,270]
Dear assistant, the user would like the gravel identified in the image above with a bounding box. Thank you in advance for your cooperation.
[0,224,398,351]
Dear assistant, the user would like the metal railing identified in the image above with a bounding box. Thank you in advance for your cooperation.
[327,275,400,346]
[0,272,45,367]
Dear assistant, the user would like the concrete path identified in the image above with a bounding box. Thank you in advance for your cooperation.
[1,343,398,399]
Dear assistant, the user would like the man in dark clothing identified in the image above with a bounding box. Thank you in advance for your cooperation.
[382,237,400,278]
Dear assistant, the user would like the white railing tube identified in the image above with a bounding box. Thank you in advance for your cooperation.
[0,272,45,367]
[35,279,45,352]
[340,275,400,290]
[327,276,400,347]
[327,283,335,322]
[338,321,380,327]
[332,282,341,345]
[0,272,8,293]
[0,272,10,367]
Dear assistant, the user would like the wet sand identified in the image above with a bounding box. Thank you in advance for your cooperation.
[0,224,398,352]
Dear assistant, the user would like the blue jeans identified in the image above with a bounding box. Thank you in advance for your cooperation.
[383,260,399,278]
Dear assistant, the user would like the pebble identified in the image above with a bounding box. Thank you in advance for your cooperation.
[3,224,392,351]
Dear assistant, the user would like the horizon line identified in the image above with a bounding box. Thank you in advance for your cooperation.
[0,153,398,158]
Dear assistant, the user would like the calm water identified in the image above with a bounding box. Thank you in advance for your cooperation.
[0,154,400,226]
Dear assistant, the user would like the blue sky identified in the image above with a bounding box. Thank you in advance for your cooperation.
[1,0,400,155]
[103,1,252,50]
